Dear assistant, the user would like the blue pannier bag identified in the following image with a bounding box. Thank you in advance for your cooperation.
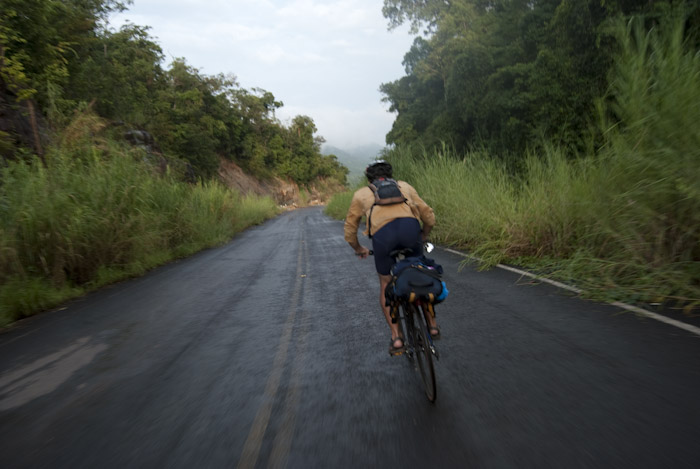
[387,256,449,306]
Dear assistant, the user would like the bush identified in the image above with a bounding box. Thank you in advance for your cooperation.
[0,133,279,326]
[324,191,354,220]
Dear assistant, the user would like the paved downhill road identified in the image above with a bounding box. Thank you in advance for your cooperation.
[1,207,699,468]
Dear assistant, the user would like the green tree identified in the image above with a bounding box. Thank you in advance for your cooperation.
[1,0,128,111]
[233,87,284,176]
[149,59,232,177]
[1,0,349,187]
[380,0,694,156]
[66,23,165,126]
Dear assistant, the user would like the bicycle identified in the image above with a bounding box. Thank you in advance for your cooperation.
[371,243,440,403]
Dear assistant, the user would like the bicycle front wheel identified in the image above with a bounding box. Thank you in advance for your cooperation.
[408,304,436,402]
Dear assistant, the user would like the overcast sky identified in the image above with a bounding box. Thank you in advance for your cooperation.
[109,0,415,150]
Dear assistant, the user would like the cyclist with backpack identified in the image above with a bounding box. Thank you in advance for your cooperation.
[345,161,439,355]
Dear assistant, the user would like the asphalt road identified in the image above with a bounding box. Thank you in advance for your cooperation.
[1,207,699,468]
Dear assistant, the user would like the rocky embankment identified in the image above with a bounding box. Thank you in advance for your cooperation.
[218,158,341,209]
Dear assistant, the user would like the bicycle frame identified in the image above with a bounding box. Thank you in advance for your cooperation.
[367,242,439,401]
[397,299,439,361]
[395,297,438,402]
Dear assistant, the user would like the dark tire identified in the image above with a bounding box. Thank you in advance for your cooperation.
[409,304,436,402]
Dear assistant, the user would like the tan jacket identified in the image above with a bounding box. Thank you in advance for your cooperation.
[344,181,435,249]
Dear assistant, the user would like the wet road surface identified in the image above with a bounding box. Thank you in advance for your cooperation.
[1,207,699,468]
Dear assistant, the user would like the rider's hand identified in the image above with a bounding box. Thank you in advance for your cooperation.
[355,246,370,259]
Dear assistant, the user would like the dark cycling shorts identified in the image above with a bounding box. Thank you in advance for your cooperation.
[371,217,423,275]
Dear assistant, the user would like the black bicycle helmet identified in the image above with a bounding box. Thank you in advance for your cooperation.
[365,160,393,181]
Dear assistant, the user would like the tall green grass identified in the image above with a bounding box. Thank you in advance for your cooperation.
[0,128,279,326]
[325,9,699,309]
[324,190,354,220]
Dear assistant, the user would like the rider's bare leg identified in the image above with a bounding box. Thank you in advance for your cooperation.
[424,306,439,336]
[379,274,402,347]
[380,274,440,344]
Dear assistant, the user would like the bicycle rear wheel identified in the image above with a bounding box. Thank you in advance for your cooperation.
[408,304,436,402]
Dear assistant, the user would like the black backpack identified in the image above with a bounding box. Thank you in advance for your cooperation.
[369,178,406,205]
[367,178,407,237]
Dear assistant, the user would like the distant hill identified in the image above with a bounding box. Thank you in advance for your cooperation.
[322,143,384,184]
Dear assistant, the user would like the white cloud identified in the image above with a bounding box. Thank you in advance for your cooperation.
[331,39,351,48]
[224,24,273,42]
[254,44,327,66]
[278,103,395,148]
[255,44,287,65]
[275,0,372,30]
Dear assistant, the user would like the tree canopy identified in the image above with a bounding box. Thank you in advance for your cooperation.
[380,0,700,156]
[0,0,347,185]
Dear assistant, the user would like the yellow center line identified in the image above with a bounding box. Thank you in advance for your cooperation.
[266,239,311,469]
[237,236,305,469]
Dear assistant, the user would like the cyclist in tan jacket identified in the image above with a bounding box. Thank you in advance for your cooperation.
[344,161,439,355]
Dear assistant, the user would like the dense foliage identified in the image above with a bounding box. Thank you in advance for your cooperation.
[327,2,699,309]
[0,0,347,325]
[0,115,280,326]
[0,0,348,184]
[373,2,699,309]
[380,0,700,156]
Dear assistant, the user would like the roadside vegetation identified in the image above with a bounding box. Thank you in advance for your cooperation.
[0,0,347,325]
[328,3,699,311]
[324,190,356,221]
[0,114,279,326]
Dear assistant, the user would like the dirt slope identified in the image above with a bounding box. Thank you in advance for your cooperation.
[218,158,343,208]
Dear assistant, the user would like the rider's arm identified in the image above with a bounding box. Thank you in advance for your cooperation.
[344,192,365,251]
[403,184,435,237]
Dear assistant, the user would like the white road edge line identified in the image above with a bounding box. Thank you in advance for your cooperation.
[443,248,700,338]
